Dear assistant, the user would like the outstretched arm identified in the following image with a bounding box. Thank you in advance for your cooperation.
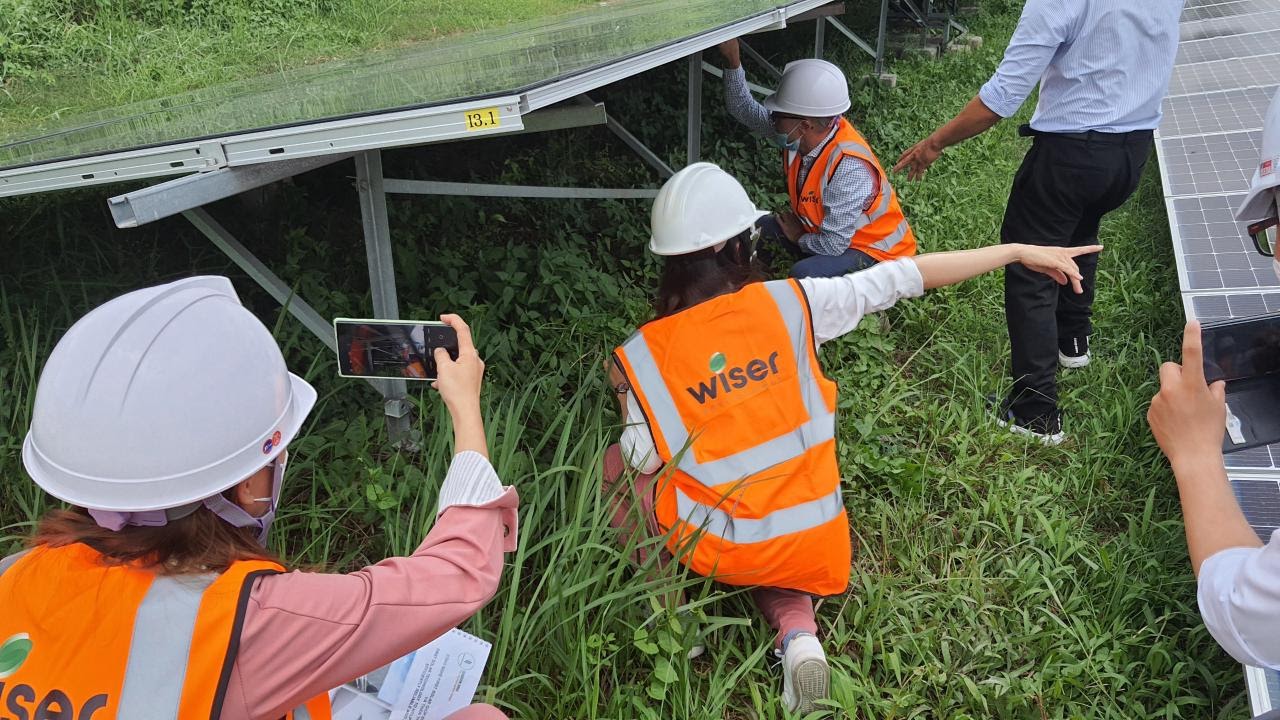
[913,243,1102,292]
[894,96,1002,180]
[718,39,773,137]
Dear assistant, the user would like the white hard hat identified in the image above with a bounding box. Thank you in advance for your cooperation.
[649,162,769,256]
[1237,88,1280,223]
[762,59,852,118]
[22,276,317,512]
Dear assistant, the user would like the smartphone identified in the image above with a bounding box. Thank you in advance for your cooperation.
[1201,313,1280,452]
[334,318,459,382]
[1201,313,1280,384]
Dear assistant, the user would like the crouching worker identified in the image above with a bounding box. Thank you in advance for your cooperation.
[0,277,515,720]
[603,163,1101,713]
[717,39,917,278]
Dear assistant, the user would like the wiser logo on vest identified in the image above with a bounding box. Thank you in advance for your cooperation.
[686,351,781,404]
[0,633,110,719]
[0,634,31,678]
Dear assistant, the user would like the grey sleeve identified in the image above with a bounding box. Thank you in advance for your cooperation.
[797,157,878,256]
[723,66,774,137]
[0,550,31,577]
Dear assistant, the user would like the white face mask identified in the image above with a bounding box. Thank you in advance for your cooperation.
[202,452,288,546]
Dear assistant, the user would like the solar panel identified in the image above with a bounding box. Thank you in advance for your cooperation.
[1184,0,1271,8]
[1159,131,1262,196]
[1231,478,1280,540]
[1186,291,1280,321]
[0,0,819,173]
[1179,9,1280,41]
[1170,194,1278,291]
[1162,6,1280,711]
[1176,27,1280,64]
[1160,85,1275,138]
[1182,0,1280,22]
[1169,54,1280,96]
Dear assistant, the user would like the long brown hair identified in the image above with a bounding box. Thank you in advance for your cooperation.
[655,229,764,318]
[30,505,278,575]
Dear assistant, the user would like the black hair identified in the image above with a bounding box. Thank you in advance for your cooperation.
[654,228,765,318]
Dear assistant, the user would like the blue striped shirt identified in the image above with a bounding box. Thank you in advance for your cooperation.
[978,0,1183,133]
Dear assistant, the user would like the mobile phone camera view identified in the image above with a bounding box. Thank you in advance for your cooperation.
[335,320,459,381]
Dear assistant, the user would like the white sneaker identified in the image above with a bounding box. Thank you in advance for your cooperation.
[1058,350,1090,369]
[1058,336,1090,369]
[780,634,829,714]
[994,409,1066,447]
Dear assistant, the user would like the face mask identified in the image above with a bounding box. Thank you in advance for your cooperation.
[202,452,288,546]
[772,124,803,152]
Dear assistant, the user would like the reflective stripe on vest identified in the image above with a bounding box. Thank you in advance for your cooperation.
[676,486,844,545]
[0,544,329,720]
[620,281,835,491]
[118,575,216,717]
[786,119,914,258]
[814,140,909,251]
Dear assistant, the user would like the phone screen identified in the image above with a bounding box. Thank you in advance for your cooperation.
[1201,313,1280,384]
[334,319,459,381]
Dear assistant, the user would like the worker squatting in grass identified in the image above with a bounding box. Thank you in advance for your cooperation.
[2,0,1278,717]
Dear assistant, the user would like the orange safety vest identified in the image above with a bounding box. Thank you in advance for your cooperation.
[0,542,331,720]
[613,280,850,596]
[785,117,917,262]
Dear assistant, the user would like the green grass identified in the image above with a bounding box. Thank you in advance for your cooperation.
[0,2,1253,718]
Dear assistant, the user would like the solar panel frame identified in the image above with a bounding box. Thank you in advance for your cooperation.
[1167,194,1278,292]
[1159,85,1275,138]
[1179,9,1280,41]
[1158,131,1263,197]
[1232,477,1280,540]
[1176,27,1280,64]
[1182,0,1280,22]
[1168,53,1280,96]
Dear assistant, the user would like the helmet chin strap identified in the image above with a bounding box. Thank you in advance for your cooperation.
[87,453,287,546]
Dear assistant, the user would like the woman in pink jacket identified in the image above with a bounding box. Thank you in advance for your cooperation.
[0,276,516,719]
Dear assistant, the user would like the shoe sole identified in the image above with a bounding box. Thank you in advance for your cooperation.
[1058,351,1090,369]
[994,415,1066,447]
[792,658,830,714]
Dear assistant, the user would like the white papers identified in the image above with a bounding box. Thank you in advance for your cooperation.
[331,629,492,720]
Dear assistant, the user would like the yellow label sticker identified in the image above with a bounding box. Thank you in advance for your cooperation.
[464,108,502,131]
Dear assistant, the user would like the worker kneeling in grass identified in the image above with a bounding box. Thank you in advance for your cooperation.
[717,39,917,279]
[604,162,1101,714]
[0,278,514,720]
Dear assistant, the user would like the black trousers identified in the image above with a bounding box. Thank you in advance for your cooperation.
[1001,128,1153,423]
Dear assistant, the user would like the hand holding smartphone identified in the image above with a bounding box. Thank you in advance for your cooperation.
[335,319,460,382]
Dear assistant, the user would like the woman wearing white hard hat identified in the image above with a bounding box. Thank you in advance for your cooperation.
[1147,89,1280,674]
[603,163,1101,713]
[0,276,516,719]
[716,39,917,279]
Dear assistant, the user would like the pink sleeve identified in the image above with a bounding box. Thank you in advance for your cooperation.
[220,487,518,720]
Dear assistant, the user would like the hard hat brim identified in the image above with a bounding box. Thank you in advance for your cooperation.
[761,91,852,118]
[22,372,318,512]
[1237,175,1280,222]
[649,209,772,256]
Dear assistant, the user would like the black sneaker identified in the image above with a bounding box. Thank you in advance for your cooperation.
[1058,335,1090,369]
[988,395,1066,446]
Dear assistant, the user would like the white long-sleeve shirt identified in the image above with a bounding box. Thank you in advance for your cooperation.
[1198,529,1280,669]
[618,258,925,472]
